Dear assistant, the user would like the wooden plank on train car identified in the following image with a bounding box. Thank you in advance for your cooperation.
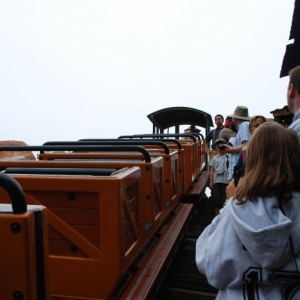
[119,203,194,300]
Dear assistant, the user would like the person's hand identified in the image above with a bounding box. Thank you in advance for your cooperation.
[224,144,232,153]
[209,182,213,189]
[226,179,236,199]
[206,149,210,154]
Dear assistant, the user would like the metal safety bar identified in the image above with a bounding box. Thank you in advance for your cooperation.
[43,141,171,154]
[77,139,182,150]
[0,145,152,163]
[118,133,199,142]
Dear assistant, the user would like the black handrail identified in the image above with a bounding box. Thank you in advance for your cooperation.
[77,139,182,150]
[43,141,171,154]
[193,133,205,140]
[118,134,198,142]
[4,167,118,176]
[0,173,27,214]
[0,145,152,163]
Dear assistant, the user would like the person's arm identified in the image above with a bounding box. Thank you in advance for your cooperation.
[226,179,237,199]
[209,166,215,189]
[224,141,248,154]
[224,123,250,154]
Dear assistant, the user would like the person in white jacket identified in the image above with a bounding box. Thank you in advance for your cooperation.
[196,122,300,300]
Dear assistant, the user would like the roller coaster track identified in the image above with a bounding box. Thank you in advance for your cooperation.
[118,195,218,300]
[155,198,218,300]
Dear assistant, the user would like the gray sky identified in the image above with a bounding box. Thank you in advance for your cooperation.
[0,1,295,144]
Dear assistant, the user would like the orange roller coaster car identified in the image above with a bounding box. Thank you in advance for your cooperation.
[0,167,142,300]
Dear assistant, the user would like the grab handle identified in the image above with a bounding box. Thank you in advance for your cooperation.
[0,173,27,214]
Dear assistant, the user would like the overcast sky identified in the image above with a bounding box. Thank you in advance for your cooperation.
[0,1,295,144]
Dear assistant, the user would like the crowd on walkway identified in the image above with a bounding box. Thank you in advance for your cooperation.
[205,106,267,216]
[195,65,300,299]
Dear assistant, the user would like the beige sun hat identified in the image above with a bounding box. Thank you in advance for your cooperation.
[227,106,250,120]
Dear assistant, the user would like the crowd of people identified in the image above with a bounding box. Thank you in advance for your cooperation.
[195,65,300,299]
[206,105,264,216]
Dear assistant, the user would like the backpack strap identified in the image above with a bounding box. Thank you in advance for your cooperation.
[212,129,216,144]
[226,154,229,169]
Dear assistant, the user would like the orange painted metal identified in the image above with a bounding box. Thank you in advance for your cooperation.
[0,204,49,300]
[39,149,180,218]
[145,140,197,194]
[0,157,164,247]
[0,139,206,299]
[0,167,142,300]
[170,139,206,193]
[134,144,184,196]
[175,142,195,193]
[134,148,181,214]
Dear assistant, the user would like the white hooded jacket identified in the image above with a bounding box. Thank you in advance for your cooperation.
[196,192,300,300]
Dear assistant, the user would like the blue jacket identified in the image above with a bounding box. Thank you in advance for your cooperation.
[206,127,224,149]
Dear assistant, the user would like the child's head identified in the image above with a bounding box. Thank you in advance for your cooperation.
[235,122,300,203]
[214,138,227,154]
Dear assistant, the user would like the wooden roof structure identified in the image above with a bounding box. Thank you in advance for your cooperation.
[270,105,294,127]
[147,106,213,134]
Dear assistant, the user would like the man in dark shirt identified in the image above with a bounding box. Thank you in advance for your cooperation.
[205,114,224,160]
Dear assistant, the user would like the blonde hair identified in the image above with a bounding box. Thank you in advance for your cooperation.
[235,122,300,204]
